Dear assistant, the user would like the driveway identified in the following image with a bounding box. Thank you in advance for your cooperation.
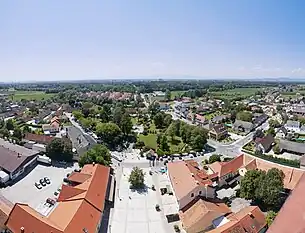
[110,168,169,233]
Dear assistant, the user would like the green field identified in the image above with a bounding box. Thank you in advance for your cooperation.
[171,91,185,100]
[9,91,56,101]
[210,87,262,100]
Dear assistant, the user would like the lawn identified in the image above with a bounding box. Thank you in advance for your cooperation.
[138,134,157,149]
[210,87,262,100]
[9,91,56,101]
[171,91,185,100]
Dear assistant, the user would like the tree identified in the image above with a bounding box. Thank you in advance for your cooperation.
[0,128,9,138]
[189,127,208,151]
[172,120,181,137]
[22,125,31,133]
[273,143,281,154]
[160,135,170,152]
[120,114,133,136]
[6,119,14,130]
[209,154,221,164]
[236,111,253,122]
[164,114,172,128]
[240,170,265,200]
[79,144,111,167]
[96,122,122,146]
[46,138,73,162]
[269,119,281,128]
[156,134,162,145]
[167,123,176,140]
[13,128,23,140]
[113,105,125,126]
[240,168,284,210]
[154,112,165,129]
[129,167,145,189]
[267,127,276,136]
[72,110,83,120]
[165,89,171,101]
[266,211,277,227]
[148,102,160,117]
[100,104,111,122]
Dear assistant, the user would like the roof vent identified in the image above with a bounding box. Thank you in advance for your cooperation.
[83,228,89,233]
[191,173,194,177]
[20,227,25,233]
[92,162,95,166]
[196,180,200,185]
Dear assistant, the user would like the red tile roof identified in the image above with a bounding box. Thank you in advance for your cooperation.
[67,172,91,184]
[5,164,111,233]
[24,133,54,145]
[208,206,266,233]
[267,173,305,233]
[209,155,244,177]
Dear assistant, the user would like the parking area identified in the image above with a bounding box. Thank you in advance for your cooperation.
[1,163,78,215]
[110,167,169,233]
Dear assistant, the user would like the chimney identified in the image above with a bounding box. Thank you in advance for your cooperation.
[191,173,194,177]
[92,162,95,166]
[20,227,25,233]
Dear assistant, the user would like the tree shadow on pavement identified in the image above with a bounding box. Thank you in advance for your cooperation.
[130,184,149,195]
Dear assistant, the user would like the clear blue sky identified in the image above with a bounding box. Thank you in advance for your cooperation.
[1,0,305,82]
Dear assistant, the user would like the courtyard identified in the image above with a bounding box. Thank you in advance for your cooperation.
[110,167,171,233]
[0,163,78,215]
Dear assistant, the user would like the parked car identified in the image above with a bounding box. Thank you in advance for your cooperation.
[63,177,69,183]
[44,177,51,184]
[155,204,160,211]
[46,198,56,205]
[40,178,46,186]
[35,182,42,189]
[54,191,59,196]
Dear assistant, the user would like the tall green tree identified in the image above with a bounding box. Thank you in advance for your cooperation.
[120,114,133,136]
[96,122,122,146]
[129,167,145,189]
[79,144,112,167]
[240,169,265,200]
[165,89,171,101]
[154,112,165,129]
[160,135,170,152]
[6,119,14,130]
[46,138,73,162]
[236,111,253,122]
[266,211,277,227]
[13,128,23,140]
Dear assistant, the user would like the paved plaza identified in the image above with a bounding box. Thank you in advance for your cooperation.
[110,168,169,233]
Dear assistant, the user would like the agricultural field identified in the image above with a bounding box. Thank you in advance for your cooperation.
[9,91,56,101]
[170,90,185,100]
[210,87,262,100]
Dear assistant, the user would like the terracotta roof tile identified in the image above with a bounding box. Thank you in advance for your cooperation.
[179,198,231,232]
[267,173,305,233]
[24,133,54,145]
[67,172,91,184]
[6,164,111,233]
[57,185,86,202]
[208,206,266,233]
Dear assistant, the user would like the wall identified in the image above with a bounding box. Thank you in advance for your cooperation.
[178,185,215,210]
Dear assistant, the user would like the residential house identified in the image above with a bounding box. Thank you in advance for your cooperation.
[252,113,268,126]
[158,102,170,111]
[284,120,300,133]
[167,160,216,210]
[66,126,91,158]
[208,155,244,187]
[208,206,267,233]
[267,174,305,233]
[276,126,288,139]
[209,124,228,141]
[179,198,231,233]
[0,138,39,181]
[279,139,305,155]
[255,134,275,153]
[233,120,254,133]
[212,115,229,124]
[42,123,60,134]
[195,114,207,126]
[291,106,305,116]
[5,164,115,233]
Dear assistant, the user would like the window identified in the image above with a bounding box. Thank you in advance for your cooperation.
[199,191,202,195]
[191,193,194,197]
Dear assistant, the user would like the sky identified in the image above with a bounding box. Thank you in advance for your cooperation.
[1,0,305,82]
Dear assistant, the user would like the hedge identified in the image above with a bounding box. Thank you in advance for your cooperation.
[242,149,300,168]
